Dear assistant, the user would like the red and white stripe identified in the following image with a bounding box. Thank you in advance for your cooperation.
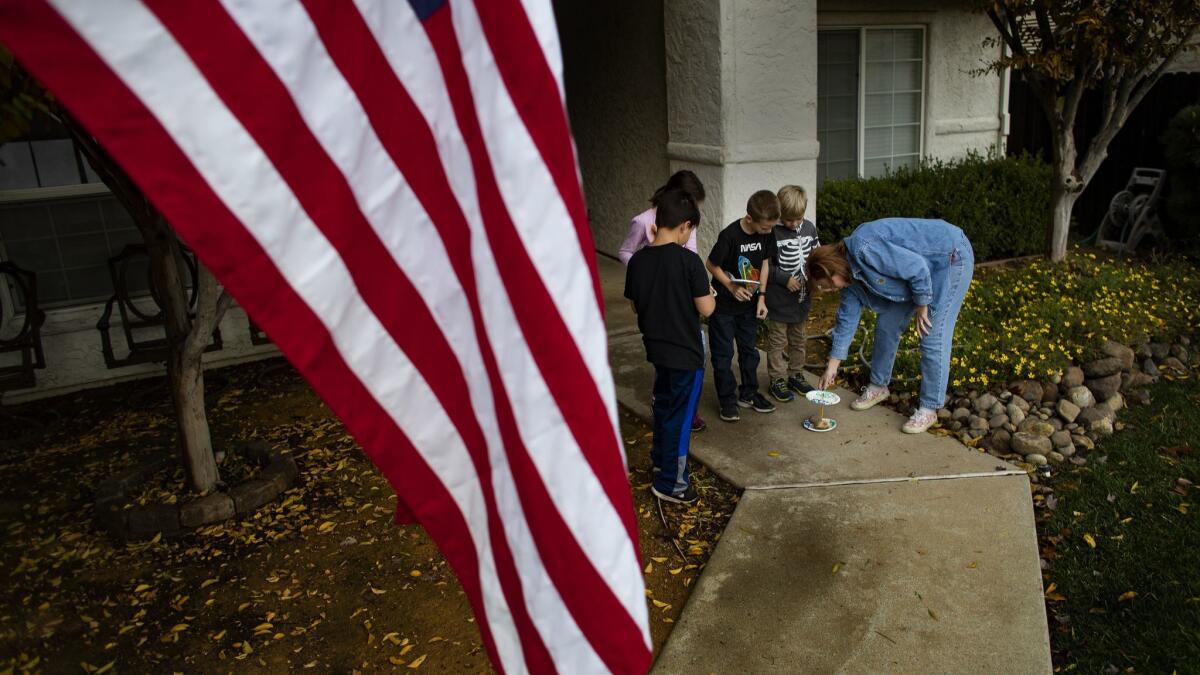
[0,1,651,672]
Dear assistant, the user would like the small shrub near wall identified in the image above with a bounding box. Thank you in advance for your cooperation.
[1162,105,1200,241]
[818,152,1051,262]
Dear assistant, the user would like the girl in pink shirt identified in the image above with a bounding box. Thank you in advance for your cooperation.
[618,171,703,264]
[621,170,708,432]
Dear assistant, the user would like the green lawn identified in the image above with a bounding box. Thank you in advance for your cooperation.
[1043,376,1200,673]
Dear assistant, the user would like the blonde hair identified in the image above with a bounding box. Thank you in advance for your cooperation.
[777,185,808,221]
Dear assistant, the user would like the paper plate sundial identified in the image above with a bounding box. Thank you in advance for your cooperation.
[803,390,841,432]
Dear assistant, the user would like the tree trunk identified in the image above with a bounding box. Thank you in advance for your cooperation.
[1048,125,1082,262]
[170,334,218,492]
[1048,181,1078,263]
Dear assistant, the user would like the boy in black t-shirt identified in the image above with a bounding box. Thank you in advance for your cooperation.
[624,189,714,504]
[705,190,779,422]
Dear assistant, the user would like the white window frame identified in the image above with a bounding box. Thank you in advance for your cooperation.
[818,25,928,180]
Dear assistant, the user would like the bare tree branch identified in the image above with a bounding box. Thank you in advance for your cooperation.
[1033,3,1056,51]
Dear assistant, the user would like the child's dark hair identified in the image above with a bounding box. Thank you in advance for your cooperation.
[650,170,706,206]
[747,190,781,222]
[655,188,701,231]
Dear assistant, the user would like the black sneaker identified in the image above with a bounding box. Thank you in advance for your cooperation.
[738,392,776,413]
[651,485,698,504]
[690,414,707,433]
[769,378,795,402]
[719,405,740,422]
[788,375,815,395]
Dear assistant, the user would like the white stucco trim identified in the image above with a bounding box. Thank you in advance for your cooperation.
[667,139,822,165]
[933,116,1002,135]
[0,182,111,204]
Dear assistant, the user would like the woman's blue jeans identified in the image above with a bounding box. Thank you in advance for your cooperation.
[867,241,974,410]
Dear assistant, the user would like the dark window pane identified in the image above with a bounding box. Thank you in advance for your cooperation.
[57,232,109,268]
[49,199,104,236]
[5,238,61,271]
[0,204,52,242]
[101,197,136,230]
[0,142,38,190]
[64,265,114,303]
[31,139,82,187]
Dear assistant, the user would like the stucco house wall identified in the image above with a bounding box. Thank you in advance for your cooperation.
[554,0,671,260]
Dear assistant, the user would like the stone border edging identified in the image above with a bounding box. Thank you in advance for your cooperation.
[94,440,299,539]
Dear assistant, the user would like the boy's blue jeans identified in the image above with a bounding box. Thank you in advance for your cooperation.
[866,241,974,410]
[707,309,760,408]
[651,366,704,497]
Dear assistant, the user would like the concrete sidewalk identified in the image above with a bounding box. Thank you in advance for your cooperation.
[599,256,1052,674]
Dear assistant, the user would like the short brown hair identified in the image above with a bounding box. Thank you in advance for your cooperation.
[777,185,808,221]
[746,190,780,222]
[806,242,852,287]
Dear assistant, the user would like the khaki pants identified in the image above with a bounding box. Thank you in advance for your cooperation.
[766,319,808,383]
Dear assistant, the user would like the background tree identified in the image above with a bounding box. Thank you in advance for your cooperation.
[979,0,1200,261]
[2,51,229,492]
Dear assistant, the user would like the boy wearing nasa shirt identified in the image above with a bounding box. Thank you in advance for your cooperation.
[705,190,779,422]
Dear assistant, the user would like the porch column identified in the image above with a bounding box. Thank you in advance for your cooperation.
[665,0,819,256]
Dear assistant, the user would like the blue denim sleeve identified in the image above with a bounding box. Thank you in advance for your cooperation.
[831,285,865,360]
[860,241,934,306]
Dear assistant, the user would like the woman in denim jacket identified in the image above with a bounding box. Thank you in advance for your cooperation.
[806,218,974,433]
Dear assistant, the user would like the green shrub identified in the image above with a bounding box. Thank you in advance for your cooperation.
[817,152,1051,261]
[1161,105,1200,241]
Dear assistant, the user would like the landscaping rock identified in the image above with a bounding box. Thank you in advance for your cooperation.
[1162,356,1188,372]
[950,421,963,431]
[1142,358,1161,378]
[1051,430,1072,448]
[1062,366,1085,389]
[231,479,282,514]
[1058,443,1076,458]
[973,393,998,415]
[936,408,952,422]
[1171,344,1190,362]
[988,401,1006,418]
[1123,371,1154,390]
[1013,432,1053,456]
[1084,357,1124,378]
[1085,373,1122,401]
[989,414,1009,429]
[1135,343,1152,360]
[1006,403,1026,426]
[1056,399,1081,423]
[1009,395,1031,414]
[1100,394,1124,413]
[969,415,990,431]
[952,407,971,421]
[989,429,1012,453]
[1049,418,1065,431]
[1048,451,1065,464]
[1101,341,1136,371]
[1077,406,1113,425]
[1042,382,1060,404]
[1027,421,1056,438]
[1067,386,1094,409]
[1066,422,1078,431]
[126,505,181,537]
[180,493,235,528]
[1011,380,1044,404]
[1072,434,1094,451]
[1089,417,1115,437]
[1149,342,1170,361]
[1024,452,1049,467]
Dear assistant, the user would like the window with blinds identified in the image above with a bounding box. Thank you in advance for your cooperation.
[817,27,925,185]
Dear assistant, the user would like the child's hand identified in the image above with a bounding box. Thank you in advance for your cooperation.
[756,297,768,320]
[786,276,802,293]
[728,281,753,302]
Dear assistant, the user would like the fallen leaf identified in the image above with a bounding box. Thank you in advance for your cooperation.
[318,521,336,533]
[369,587,387,595]
[767,451,780,458]
[1083,533,1097,549]
[408,654,427,669]
[1118,591,1137,602]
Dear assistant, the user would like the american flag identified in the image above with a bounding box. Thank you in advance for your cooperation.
[0,1,651,672]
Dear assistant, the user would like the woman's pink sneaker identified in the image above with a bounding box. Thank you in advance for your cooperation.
[902,408,938,434]
[850,385,889,411]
